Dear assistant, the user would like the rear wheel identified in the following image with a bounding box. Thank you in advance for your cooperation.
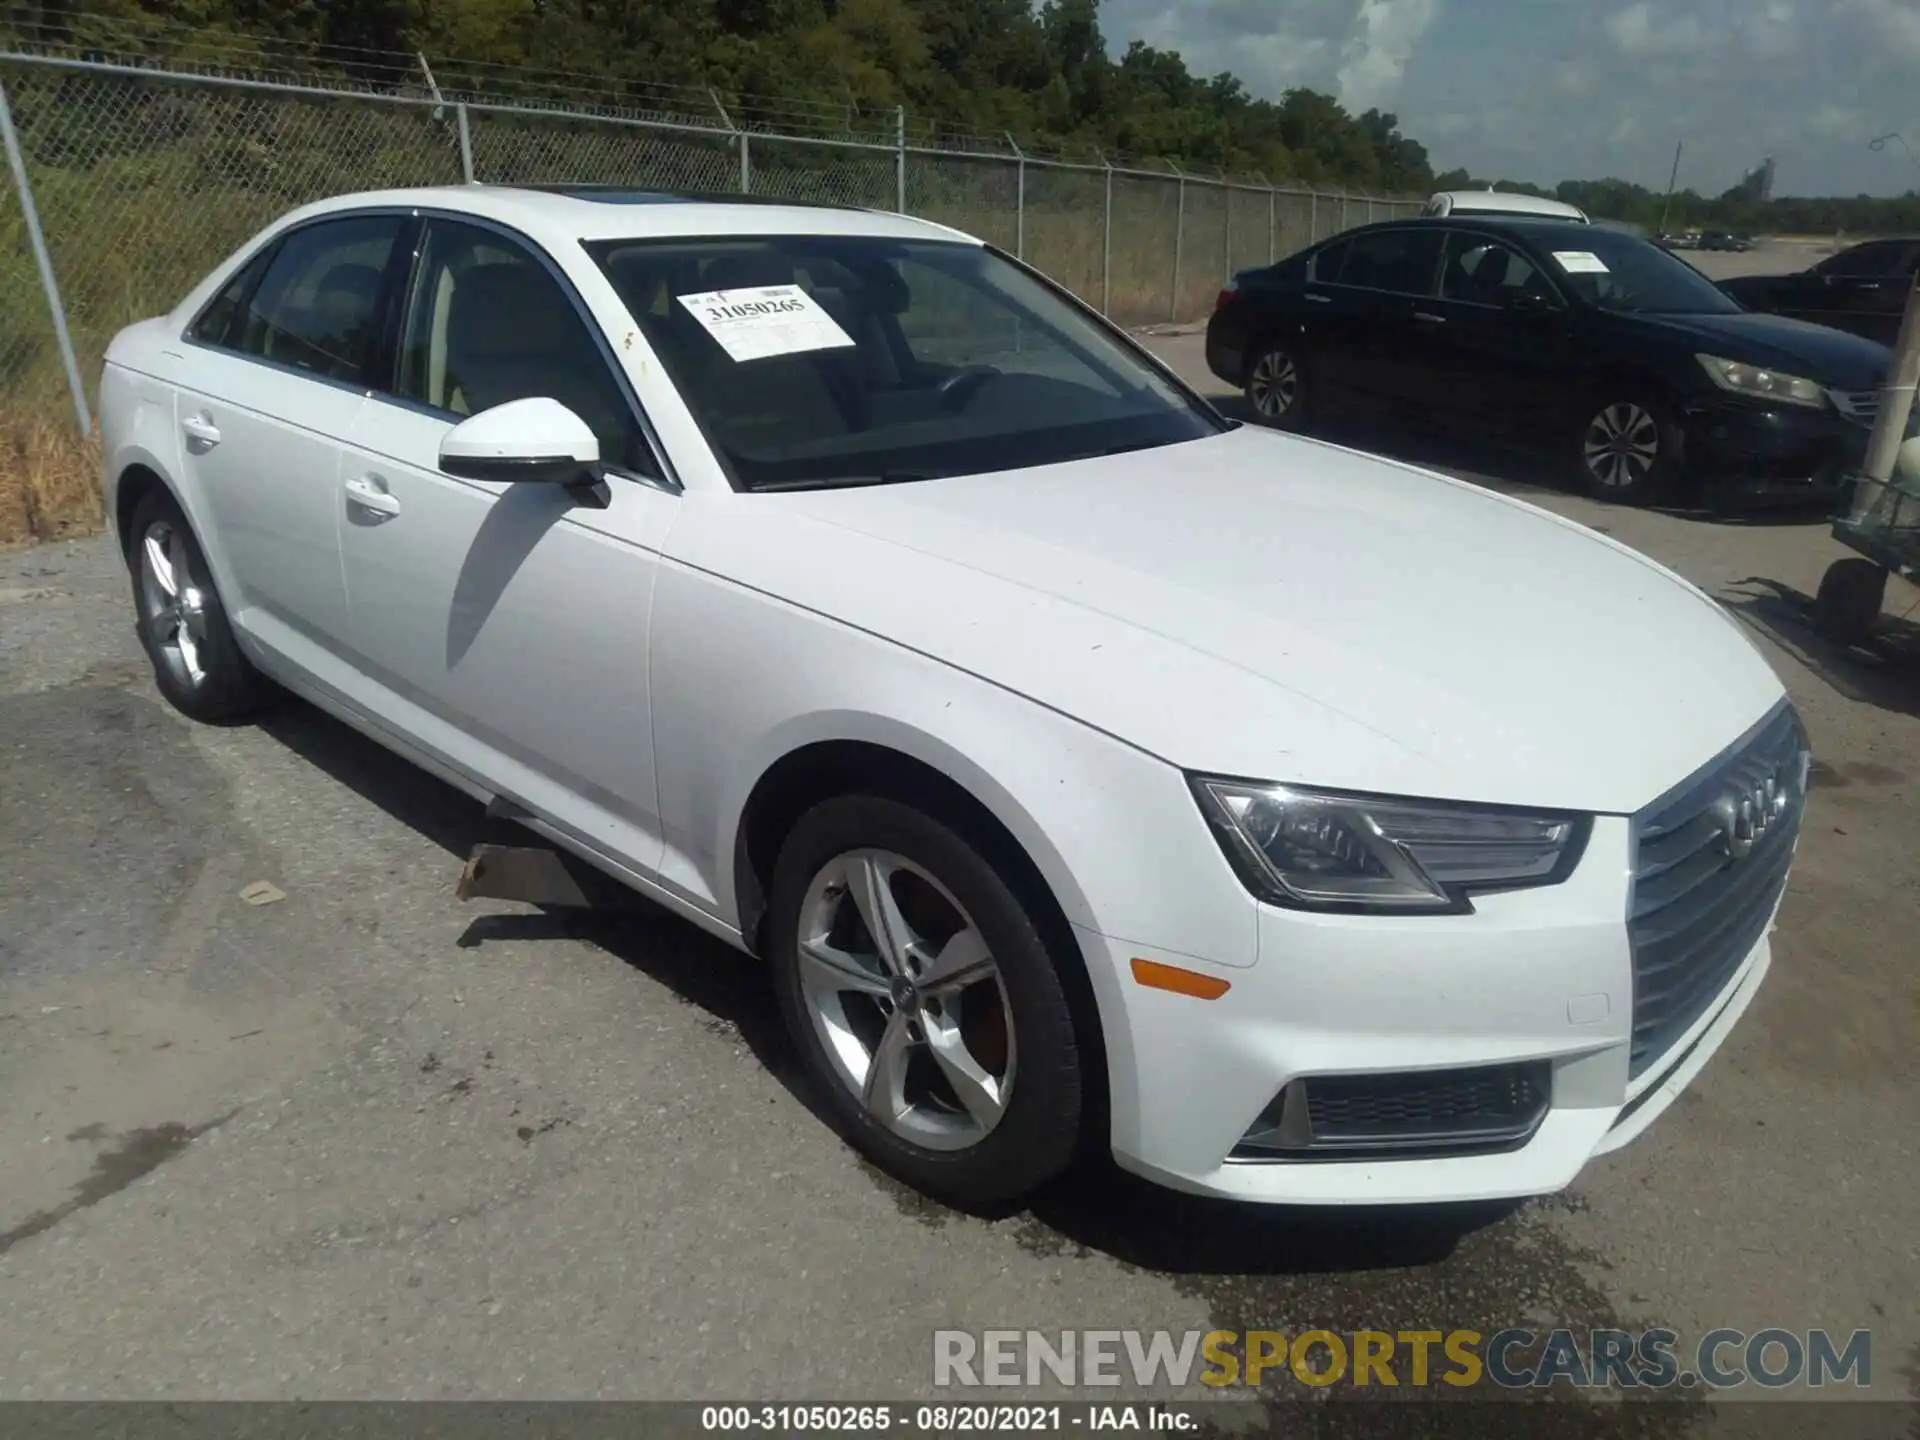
[767,794,1083,1207]
[1573,391,1684,503]
[128,488,269,722]
[1244,340,1309,430]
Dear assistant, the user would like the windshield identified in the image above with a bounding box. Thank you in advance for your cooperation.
[587,235,1222,491]
[1538,229,1740,314]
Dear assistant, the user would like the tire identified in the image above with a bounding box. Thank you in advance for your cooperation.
[1243,337,1310,431]
[1572,390,1685,503]
[1813,557,1887,647]
[126,487,269,723]
[766,793,1083,1207]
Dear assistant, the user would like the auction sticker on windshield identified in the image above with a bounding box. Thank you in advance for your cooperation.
[677,285,855,362]
[1553,251,1610,274]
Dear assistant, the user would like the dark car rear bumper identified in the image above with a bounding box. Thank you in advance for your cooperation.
[1687,398,1866,502]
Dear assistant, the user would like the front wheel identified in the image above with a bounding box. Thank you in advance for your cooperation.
[1244,340,1310,431]
[1572,392,1684,503]
[766,794,1083,1207]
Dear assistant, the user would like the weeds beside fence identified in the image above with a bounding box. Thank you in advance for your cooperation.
[0,50,1418,542]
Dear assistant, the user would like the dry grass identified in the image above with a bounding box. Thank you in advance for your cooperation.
[0,406,103,545]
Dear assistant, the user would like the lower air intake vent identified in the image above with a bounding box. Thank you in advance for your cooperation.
[1232,1062,1551,1161]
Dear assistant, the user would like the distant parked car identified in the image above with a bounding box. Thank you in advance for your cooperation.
[1719,237,1919,345]
[1662,232,1703,251]
[1207,216,1892,505]
[1699,232,1754,252]
[1421,189,1590,223]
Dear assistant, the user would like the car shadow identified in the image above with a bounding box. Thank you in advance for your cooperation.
[256,693,1510,1279]
[1717,575,1920,716]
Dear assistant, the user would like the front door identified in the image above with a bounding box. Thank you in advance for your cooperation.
[334,217,682,877]
[1421,232,1582,432]
[173,213,407,669]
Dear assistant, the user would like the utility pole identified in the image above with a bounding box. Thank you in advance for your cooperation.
[1657,140,1683,235]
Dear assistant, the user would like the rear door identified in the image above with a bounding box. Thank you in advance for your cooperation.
[1305,227,1446,409]
[174,212,407,669]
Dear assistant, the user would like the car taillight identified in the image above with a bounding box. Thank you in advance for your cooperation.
[1215,279,1240,312]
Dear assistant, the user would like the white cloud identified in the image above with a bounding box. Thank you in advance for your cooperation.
[1335,0,1439,111]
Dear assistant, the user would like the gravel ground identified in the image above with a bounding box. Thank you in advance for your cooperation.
[0,240,1915,1424]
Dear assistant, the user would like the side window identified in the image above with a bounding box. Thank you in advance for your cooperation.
[1441,236,1553,306]
[1333,230,1444,296]
[1817,242,1902,278]
[230,215,403,384]
[1308,238,1352,284]
[395,219,651,475]
[189,243,278,350]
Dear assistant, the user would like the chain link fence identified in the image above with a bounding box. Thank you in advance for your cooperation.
[0,51,1422,441]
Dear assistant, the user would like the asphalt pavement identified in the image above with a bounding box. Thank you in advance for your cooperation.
[0,268,1916,1424]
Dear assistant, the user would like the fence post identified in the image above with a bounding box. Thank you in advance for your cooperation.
[709,88,749,194]
[1169,161,1186,322]
[1222,181,1232,282]
[895,105,906,214]
[455,102,475,183]
[1366,196,1375,224]
[1006,133,1025,259]
[1267,184,1276,264]
[0,79,90,435]
[1341,193,1350,231]
[1102,159,1113,318]
[1309,191,1317,242]
[740,132,752,195]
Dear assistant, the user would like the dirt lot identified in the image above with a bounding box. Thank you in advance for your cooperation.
[0,279,1916,1424]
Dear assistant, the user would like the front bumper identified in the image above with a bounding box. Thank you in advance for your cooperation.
[1079,815,1779,1204]
[1686,396,1868,503]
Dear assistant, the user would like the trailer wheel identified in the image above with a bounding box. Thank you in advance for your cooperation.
[1813,558,1888,648]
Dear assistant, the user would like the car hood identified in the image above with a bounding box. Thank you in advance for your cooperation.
[1630,309,1890,389]
[684,427,1785,813]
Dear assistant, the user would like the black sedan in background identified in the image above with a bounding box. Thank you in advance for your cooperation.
[1207,218,1892,504]
[1718,237,1918,345]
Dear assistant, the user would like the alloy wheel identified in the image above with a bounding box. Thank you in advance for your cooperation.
[1582,402,1661,489]
[795,848,1016,1151]
[1249,351,1299,420]
[138,520,210,690]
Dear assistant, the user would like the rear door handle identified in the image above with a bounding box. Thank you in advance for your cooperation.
[343,475,401,518]
[1304,292,1333,304]
[1414,311,1447,323]
[181,414,221,447]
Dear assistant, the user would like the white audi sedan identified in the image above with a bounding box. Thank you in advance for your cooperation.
[99,186,1808,1208]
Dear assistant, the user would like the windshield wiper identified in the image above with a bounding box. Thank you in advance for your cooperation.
[748,470,938,492]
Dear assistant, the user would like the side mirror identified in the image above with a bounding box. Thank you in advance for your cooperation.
[439,397,606,504]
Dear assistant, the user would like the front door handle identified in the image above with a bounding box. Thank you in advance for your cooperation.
[343,475,401,518]
[1414,310,1447,324]
[1304,291,1334,304]
[181,414,221,448]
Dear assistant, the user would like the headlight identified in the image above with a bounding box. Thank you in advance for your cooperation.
[1191,778,1589,914]
[1695,353,1827,409]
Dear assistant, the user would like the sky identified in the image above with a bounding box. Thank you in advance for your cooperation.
[1097,0,1920,197]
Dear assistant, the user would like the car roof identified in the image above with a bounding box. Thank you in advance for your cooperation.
[269,184,978,248]
[1429,190,1588,220]
[1321,216,1618,248]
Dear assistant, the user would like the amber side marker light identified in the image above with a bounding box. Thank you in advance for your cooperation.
[1130,957,1232,1000]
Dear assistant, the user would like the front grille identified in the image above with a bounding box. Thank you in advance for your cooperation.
[1231,1062,1551,1161]
[1628,703,1808,1078]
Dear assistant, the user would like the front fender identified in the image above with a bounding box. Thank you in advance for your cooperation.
[647,555,1260,973]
